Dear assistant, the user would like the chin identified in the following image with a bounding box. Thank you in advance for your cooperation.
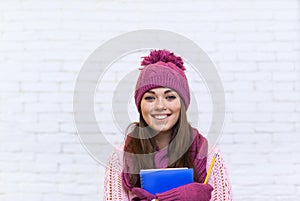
[151,125,172,133]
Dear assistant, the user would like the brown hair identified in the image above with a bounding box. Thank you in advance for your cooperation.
[123,99,199,187]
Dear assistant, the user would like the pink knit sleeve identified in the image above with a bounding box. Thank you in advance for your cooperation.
[206,147,233,201]
[103,147,130,201]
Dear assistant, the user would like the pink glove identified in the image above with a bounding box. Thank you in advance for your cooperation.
[156,183,213,201]
[131,187,156,201]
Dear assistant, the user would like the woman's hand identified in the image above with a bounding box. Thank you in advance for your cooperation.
[156,183,213,201]
[131,187,156,201]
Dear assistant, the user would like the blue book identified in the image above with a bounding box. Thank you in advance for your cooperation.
[140,168,194,194]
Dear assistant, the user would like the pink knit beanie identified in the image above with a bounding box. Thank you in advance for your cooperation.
[134,49,190,111]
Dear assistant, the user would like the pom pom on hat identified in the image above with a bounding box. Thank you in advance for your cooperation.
[141,49,186,71]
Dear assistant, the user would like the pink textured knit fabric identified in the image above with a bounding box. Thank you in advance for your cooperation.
[134,50,190,111]
[156,182,213,201]
[154,147,168,168]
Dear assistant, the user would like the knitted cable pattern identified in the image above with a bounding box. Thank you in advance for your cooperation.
[206,147,233,201]
[103,147,232,201]
[103,149,129,201]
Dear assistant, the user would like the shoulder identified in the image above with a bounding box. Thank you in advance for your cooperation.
[191,128,207,143]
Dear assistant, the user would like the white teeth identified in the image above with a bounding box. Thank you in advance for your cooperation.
[153,115,168,120]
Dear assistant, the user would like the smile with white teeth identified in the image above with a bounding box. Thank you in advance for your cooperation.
[153,114,169,120]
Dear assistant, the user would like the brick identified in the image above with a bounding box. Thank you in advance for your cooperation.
[255,20,299,32]
[38,113,73,122]
[59,123,77,133]
[43,194,81,201]
[273,82,295,91]
[20,142,61,153]
[218,133,234,144]
[226,122,255,133]
[262,185,296,195]
[258,62,295,71]
[0,152,34,161]
[257,102,295,112]
[233,133,272,143]
[209,51,237,62]
[0,41,23,51]
[24,103,60,112]
[218,62,257,72]
[225,82,255,92]
[60,103,73,112]
[238,52,276,61]
[35,153,73,164]
[253,1,299,10]
[72,154,98,164]
[255,81,273,92]
[233,112,272,122]
[235,72,272,81]
[277,51,300,61]
[235,32,274,42]
[38,92,73,103]
[20,182,58,193]
[273,92,299,101]
[258,42,298,52]
[40,72,77,82]
[272,132,300,142]
[273,72,299,81]
[232,92,272,101]
[273,113,299,122]
[20,161,58,173]
[219,72,235,81]
[0,162,19,172]
[60,82,75,91]
[273,10,300,20]
[58,183,80,194]
[20,122,59,133]
[255,123,294,132]
[0,142,22,152]
[274,31,299,41]
[1,193,47,201]
[0,82,19,92]
[36,133,77,143]
[59,164,98,174]
[18,92,39,102]
[40,173,76,183]
[62,143,86,154]
[21,82,60,92]
[228,101,256,112]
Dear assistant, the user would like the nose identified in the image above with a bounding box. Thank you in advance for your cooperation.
[155,97,167,110]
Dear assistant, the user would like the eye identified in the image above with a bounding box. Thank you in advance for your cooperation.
[166,95,176,100]
[144,96,155,101]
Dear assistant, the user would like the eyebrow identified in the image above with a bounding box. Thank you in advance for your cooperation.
[147,89,173,94]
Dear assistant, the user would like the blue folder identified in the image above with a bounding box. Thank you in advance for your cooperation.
[140,168,194,194]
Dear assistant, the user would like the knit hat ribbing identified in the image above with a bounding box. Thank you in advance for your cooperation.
[134,50,190,111]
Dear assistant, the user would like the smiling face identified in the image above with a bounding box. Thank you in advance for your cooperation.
[140,87,181,134]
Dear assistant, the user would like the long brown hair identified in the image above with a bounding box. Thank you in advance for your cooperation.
[123,99,199,187]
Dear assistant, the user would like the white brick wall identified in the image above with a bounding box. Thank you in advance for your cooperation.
[0,0,299,200]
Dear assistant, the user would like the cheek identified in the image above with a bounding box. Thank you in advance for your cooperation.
[140,102,152,118]
[168,100,181,111]
[173,110,180,122]
[170,102,181,120]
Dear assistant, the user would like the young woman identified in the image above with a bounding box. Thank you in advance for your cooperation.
[104,49,232,201]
